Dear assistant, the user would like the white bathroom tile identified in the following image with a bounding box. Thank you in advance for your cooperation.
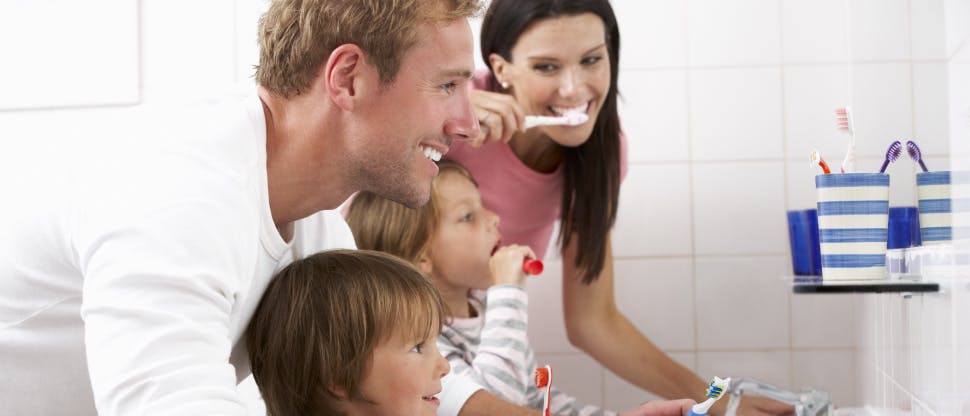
[850,63,913,160]
[603,352,695,409]
[692,162,788,255]
[690,68,784,161]
[914,291,953,408]
[686,0,781,67]
[947,60,970,161]
[613,259,695,351]
[848,0,911,62]
[696,350,792,391]
[142,0,238,101]
[695,256,791,350]
[613,0,687,69]
[887,294,912,393]
[952,281,970,409]
[780,0,850,63]
[912,63,950,157]
[532,353,604,408]
[614,164,693,257]
[792,350,857,407]
[910,0,947,61]
[526,251,582,354]
[782,65,852,161]
[785,159,822,212]
[618,70,690,163]
[944,0,970,58]
[0,1,139,109]
[235,0,269,84]
[791,294,857,349]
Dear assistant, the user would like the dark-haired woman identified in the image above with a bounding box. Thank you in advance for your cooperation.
[445,1,793,415]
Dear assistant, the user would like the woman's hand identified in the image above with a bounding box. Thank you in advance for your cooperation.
[488,244,535,287]
[470,89,526,147]
[620,399,696,416]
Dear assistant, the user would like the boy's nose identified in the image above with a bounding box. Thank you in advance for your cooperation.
[437,353,451,378]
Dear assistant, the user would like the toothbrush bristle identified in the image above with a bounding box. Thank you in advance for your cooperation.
[835,107,853,132]
[906,140,921,160]
[535,367,550,388]
[887,140,902,162]
[563,112,589,125]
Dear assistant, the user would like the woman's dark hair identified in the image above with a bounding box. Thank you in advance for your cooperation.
[480,0,621,284]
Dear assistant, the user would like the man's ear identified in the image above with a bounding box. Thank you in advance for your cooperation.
[323,44,370,111]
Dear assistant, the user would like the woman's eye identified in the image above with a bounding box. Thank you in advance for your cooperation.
[533,63,557,74]
[582,56,603,65]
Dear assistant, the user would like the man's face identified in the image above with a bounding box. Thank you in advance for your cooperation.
[346,18,479,208]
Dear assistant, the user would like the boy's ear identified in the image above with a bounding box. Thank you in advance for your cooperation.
[329,385,349,400]
[415,251,433,275]
[322,43,374,111]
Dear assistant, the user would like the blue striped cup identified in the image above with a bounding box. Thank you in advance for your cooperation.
[815,173,890,280]
[916,171,970,245]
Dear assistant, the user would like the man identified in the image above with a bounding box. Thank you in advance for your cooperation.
[0,0,479,414]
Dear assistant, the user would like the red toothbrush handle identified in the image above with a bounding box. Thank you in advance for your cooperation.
[523,259,544,275]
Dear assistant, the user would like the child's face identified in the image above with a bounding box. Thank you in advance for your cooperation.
[425,172,501,290]
[350,329,450,416]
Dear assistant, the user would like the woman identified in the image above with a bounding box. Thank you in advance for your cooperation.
[447,0,792,414]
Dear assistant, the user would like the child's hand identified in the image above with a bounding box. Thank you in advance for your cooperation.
[488,245,536,287]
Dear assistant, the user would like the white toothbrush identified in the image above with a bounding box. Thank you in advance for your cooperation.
[524,112,589,130]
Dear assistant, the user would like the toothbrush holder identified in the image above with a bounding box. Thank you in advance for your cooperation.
[916,171,970,245]
[815,173,890,281]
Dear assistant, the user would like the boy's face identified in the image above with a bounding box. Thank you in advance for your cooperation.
[347,328,450,416]
[425,172,501,290]
[345,18,479,209]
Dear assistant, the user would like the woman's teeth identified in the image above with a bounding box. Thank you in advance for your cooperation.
[550,103,588,116]
[421,146,442,162]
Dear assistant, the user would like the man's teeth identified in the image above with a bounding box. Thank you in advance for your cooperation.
[550,103,588,116]
[421,146,442,162]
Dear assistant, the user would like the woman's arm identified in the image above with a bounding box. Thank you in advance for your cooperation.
[561,234,706,400]
[561,233,794,416]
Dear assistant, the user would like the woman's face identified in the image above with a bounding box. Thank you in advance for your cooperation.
[493,13,612,147]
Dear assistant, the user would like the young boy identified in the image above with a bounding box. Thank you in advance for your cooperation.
[246,249,450,416]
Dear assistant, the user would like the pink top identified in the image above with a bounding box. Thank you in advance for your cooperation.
[446,136,627,258]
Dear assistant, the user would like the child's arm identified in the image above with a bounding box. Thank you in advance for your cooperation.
[438,284,532,404]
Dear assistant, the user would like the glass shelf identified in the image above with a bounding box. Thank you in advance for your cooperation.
[791,276,940,294]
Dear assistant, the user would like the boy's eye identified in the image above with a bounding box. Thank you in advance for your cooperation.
[410,343,424,353]
[460,213,473,222]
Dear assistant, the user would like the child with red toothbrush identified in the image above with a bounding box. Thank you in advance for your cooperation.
[347,161,692,416]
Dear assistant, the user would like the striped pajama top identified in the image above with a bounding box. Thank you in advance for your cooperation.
[437,285,615,416]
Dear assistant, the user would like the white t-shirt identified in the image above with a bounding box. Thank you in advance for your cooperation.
[0,93,355,415]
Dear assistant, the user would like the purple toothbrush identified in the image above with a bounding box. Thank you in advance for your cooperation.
[879,140,902,173]
[906,140,929,172]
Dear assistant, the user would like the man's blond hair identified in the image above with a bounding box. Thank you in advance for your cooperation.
[256,0,481,98]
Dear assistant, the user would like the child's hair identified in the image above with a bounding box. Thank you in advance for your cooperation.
[246,249,445,416]
[346,160,477,263]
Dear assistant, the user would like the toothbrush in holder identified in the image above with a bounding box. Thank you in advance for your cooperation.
[879,140,902,173]
[524,112,589,130]
[535,366,553,416]
[687,377,730,416]
[835,107,856,173]
[811,148,831,174]
[906,140,929,172]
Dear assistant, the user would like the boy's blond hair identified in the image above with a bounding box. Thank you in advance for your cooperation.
[246,249,445,415]
[346,160,476,263]
[257,0,481,97]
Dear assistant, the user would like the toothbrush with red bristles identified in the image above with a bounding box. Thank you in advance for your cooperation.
[811,148,831,174]
[535,365,553,416]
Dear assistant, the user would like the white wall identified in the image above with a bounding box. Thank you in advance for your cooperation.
[2,0,966,413]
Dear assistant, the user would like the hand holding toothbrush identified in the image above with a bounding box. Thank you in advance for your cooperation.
[489,244,537,286]
[471,89,590,147]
